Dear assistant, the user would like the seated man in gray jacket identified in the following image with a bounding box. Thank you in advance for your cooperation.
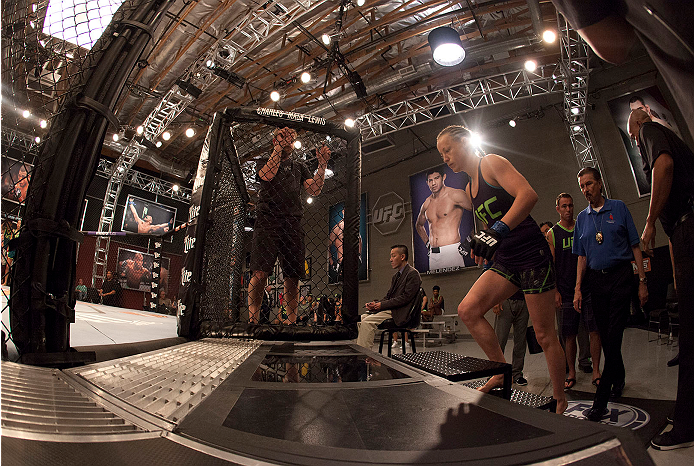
[357,244,422,348]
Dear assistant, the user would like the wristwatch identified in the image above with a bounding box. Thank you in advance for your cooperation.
[639,277,647,284]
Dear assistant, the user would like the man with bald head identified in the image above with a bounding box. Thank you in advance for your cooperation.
[628,108,694,450]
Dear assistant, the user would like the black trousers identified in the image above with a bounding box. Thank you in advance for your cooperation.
[588,261,634,409]
[672,215,694,438]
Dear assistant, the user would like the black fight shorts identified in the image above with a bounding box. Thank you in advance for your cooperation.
[489,257,556,294]
[250,216,305,279]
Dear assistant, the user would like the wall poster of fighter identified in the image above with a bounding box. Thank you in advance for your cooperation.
[1,157,33,204]
[606,85,682,198]
[328,193,368,284]
[409,164,476,275]
[117,247,170,292]
[121,194,176,237]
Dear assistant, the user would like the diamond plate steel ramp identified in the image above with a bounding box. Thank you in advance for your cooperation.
[462,379,554,409]
[69,339,260,423]
[1,361,143,437]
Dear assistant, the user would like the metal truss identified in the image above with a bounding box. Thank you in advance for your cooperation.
[94,0,329,286]
[96,158,191,201]
[1,127,42,158]
[558,13,596,168]
[356,63,565,141]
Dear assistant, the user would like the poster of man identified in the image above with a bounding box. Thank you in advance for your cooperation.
[409,164,475,274]
[607,86,682,197]
[1,158,32,204]
[121,195,176,236]
[328,193,368,284]
[117,247,169,292]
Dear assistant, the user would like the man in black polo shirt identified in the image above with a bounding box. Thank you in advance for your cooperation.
[99,271,122,307]
[247,127,330,324]
[629,109,694,450]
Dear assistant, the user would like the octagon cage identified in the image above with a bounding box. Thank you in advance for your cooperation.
[177,107,361,341]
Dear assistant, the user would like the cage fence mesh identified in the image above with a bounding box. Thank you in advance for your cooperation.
[199,120,351,332]
[1,0,140,358]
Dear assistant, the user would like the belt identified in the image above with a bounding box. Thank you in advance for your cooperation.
[431,247,441,253]
[590,262,631,275]
[673,206,694,232]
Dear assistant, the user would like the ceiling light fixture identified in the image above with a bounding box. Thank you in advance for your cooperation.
[321,34,331,45]
[307,197,313,204]
[508,119,516,127]
[344,118,355,127]
[524,60,537,72]
[573,125,582,132]
[155,141,162,147]
[136,125,144,134]
[112,133,119,142]
[39,119,47,128]
[270,90,280,102]
[543,30,557,43]
[185,128,195,138]
[357,0,365,5]
[172,184,179,192]
[22,109,31,118]
[571,107,580,115]
[34,136,41,143]
[162,131,171,141]
[469,132,482,147]
[428,26,465,67]
[293,140,302,149]
[300,71,311,83]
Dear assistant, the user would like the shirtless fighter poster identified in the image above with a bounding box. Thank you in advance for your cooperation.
[328,193,368,284]
[409,164,475,274]
[121,194,176,237]
[117,247,170,292]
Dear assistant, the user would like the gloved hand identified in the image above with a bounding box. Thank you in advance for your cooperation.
[470,221,509,262]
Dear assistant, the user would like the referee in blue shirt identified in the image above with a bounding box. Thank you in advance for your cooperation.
[572,167,648,422]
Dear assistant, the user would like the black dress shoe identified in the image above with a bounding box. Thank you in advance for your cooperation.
[584,407,608,422]
[668,353,680,367]
[611,382,625,398]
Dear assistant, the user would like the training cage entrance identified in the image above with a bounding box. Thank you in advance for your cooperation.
[178,107,361,341]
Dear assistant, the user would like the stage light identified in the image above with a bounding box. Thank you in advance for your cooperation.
[571,107,580,115]
[573,125,582,132]
[428,26,465,67]
[270,90,280,102]
[293,140,302,149]
[172,184,179,192]
[162,131,171,141]
[22,109,31,118]
[357,0,365,5]
[136,125,144,134]
[301,71,311,83]
[156,141,162,147]
[39,119,47,128]
[112,133,119,142]
[185,128,195,138]
[524,60,537,72]
[34,136,41,143]
[206,59,214,69]
[321,34,331,45]
[345,118,355,127]
[508,119,516,127]
[469,132,482,147]
[307,197,314,204]
[543,30,556,43]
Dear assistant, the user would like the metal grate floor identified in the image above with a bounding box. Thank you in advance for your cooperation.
[70,339,260,423]
[1,361,142,435]
[463,379,554,409]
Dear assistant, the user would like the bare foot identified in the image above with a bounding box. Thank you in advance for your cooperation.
[555,397,568,415]
[477,375,504,393]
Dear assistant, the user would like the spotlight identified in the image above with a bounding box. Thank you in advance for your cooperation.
[571,107,580,115]
[185,128,195,138]
[206,59,214,69]
[136,125,144,134]
[300,71,311,83]
[321,34,331,45]
[112,133,120,142]
[156,141,162,147]
[162,131,171,141]
[22,109,31,118]
[307,197,313,204]
[428,26,465,67]
[172,184,179,192]
[344,118,355,127]
[357,0,365,5]
[39,119,47,128]
[469,132,482,147]
[524,60,537,72]
[270,90,280,102]
[572,125,582,132]
[543,30,557,43]
[293,140,302,149]
[34,136,41,143]
[508,119,516,127]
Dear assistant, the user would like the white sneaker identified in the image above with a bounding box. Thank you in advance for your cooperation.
[391,340,400,348]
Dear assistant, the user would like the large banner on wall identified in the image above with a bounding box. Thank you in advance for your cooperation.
[328,193,368,283]
[1,158,33,204]
[122,194,176,236]
[117,247,170,292]
[409,164,475,275]
[607,85,682,198]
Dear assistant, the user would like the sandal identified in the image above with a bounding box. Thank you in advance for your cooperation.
[564,378,576,390]
[592,377,601,387]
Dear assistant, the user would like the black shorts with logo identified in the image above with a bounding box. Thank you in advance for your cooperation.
[251,215,305,279]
